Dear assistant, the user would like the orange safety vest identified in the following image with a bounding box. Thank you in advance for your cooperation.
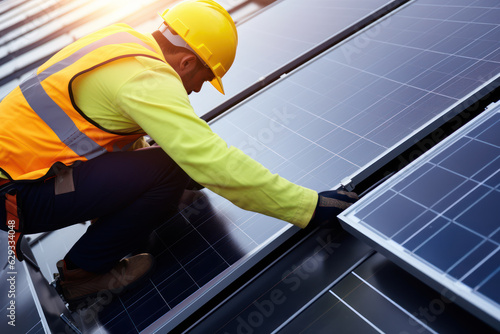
[0,24,166,181]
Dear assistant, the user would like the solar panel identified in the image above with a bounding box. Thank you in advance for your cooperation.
[14,0,500,332]
[0,234,45,333]
[145,1,500,332]
[277,252,497,333]
[339,101,500,330]
[213,1,500,189]
[189,0,401,116]
[23,1,403,332]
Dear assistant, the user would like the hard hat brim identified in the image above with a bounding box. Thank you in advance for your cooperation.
[210,76,225,95]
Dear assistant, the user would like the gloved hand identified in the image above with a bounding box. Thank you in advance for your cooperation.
[309,189,359,227]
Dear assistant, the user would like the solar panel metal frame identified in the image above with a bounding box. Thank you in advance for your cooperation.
[338,101,500,331]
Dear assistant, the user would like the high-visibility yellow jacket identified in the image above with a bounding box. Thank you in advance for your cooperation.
[0,24,317,228]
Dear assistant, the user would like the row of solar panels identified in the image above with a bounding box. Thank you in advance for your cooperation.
[9,0,416,332]
[141,0,427,332]
[1,0,499,332]
[340,100,500,330]
[148,0,500,332]
[0,0,254,98]
[182,0,500,325]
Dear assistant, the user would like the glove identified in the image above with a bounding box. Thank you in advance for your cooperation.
[309,189,359,227]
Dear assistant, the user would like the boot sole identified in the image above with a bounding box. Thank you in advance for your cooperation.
[65,258,156,311]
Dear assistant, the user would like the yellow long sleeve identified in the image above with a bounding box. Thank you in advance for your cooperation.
[73,55,317,228]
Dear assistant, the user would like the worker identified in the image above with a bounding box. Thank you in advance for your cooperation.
[0,0,357,310]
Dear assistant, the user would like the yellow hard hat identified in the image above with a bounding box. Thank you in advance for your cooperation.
[160,0,238,94]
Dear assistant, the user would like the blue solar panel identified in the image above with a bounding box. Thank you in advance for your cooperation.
[144,0,500,331]
[17,0,500,332]
[339,101,500,330]
[190,0,398,116]
[24,1,402,332]
[0,233,45,333]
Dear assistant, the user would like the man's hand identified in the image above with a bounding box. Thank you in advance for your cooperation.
[309,189,359,227]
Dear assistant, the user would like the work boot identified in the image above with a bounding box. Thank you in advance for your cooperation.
[56,253,154,310]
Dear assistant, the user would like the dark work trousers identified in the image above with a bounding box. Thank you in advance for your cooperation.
[0,146,190,273]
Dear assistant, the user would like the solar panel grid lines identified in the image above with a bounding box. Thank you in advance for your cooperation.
[67,192,289,332]
[329,270,444,334]
[108,0,500,330]
[0,0,252,92]
[278,251,497,333]
[7,0,500,332]
[330,19,500,186]
[339,101,500,330]
[0,233,44,334]
[14,1,402,332]
[192,0,406,118]
[146,0,500,330]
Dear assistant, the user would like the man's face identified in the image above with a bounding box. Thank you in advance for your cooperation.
[181,63,215,95]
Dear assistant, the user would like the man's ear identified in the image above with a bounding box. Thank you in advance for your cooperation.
[177,54,198,75]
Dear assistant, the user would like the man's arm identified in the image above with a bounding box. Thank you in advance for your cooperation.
[115,62,318,228]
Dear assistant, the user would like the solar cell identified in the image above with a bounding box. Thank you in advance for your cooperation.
[339,101,500,330]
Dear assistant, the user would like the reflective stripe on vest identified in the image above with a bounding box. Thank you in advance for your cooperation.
[19,32,156,161]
